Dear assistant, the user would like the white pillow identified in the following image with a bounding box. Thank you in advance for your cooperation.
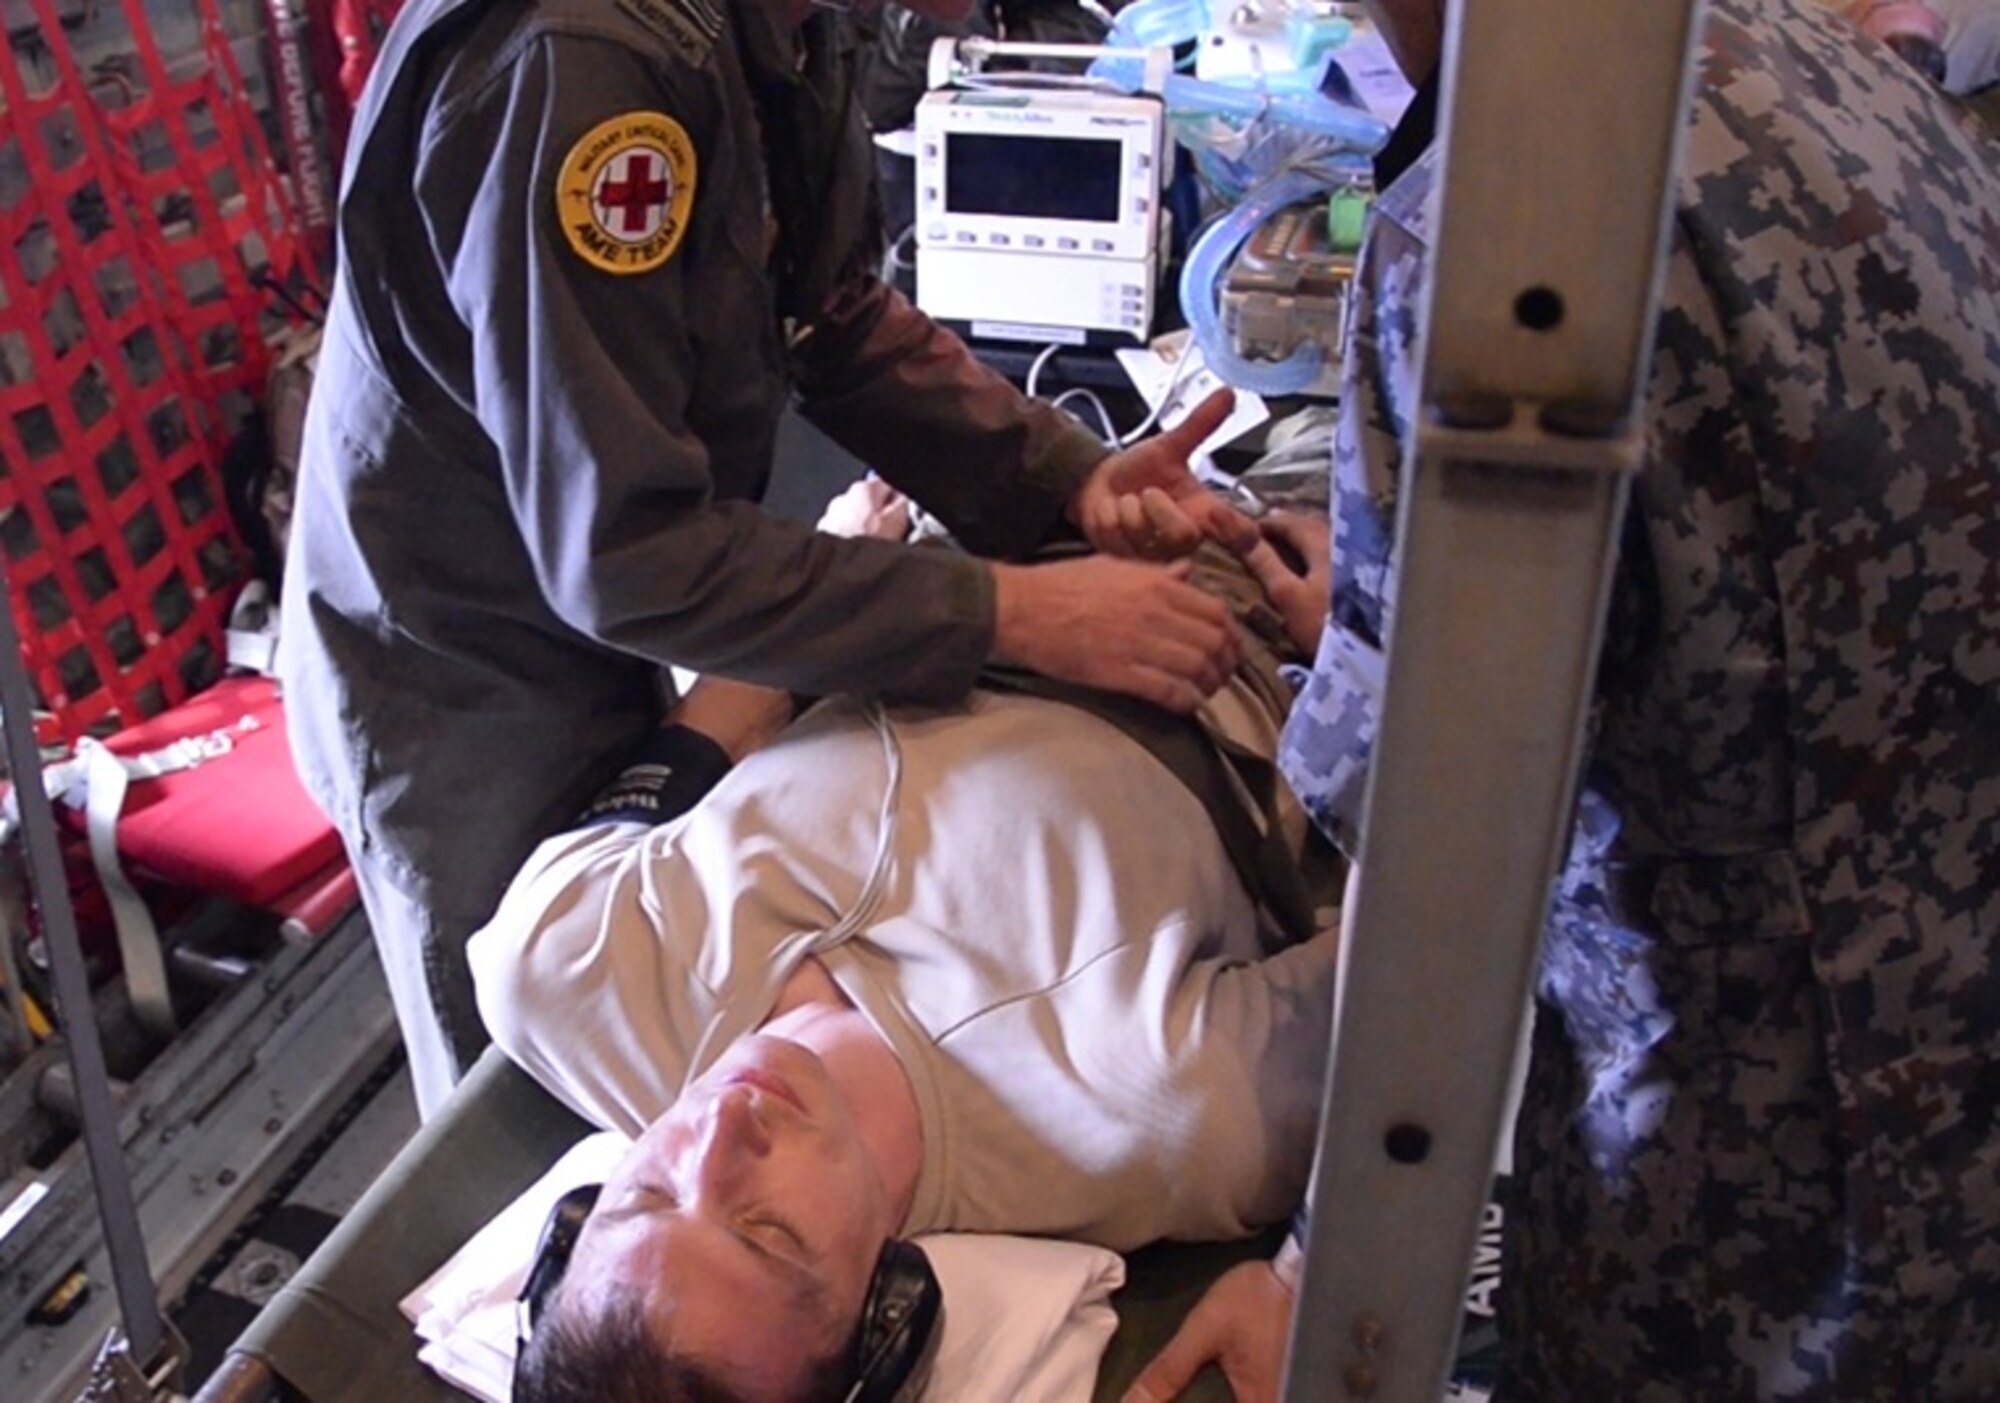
[400,1131,1124,1402]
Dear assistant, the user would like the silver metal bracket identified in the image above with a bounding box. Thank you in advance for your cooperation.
[77,1321,189,1403]
[1281,0,1708,1398]
[926,37,1173,93]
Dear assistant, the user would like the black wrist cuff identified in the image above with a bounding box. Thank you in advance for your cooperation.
[575,725,733,829]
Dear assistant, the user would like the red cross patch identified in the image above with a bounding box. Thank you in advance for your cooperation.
[592,151,673,241]
[557,112,698,275]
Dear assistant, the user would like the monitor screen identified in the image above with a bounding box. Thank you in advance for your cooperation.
[944,132,1123,223]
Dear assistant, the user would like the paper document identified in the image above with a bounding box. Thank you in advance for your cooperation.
[1114,332,1269,479]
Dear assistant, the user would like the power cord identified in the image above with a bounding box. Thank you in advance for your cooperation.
[1024,341,1066,401]
[1029,344,1125,445]
[1115,343,1207,446]
[879,223,918,287]
[1050,388,1120,443]
[1028,340,1214,448]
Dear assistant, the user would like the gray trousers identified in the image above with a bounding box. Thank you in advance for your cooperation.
[349,850,490,1120]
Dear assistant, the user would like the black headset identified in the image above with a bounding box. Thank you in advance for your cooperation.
[516,1182,602,1349]
[514,1183,946,1401]
[845,1236,945,1403]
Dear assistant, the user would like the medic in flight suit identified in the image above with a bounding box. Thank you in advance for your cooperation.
[279,0,1243,1114]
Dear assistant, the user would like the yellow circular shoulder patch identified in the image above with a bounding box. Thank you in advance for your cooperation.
[555,112,697,276]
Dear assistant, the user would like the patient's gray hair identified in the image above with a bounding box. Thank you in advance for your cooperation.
[515,1289,855,1403]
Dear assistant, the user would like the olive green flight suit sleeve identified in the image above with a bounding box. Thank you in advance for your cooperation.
[413,29,998,704]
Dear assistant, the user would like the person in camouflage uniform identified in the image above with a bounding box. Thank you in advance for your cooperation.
[1131,0,2000,1398]
[1268,0,2000,1396]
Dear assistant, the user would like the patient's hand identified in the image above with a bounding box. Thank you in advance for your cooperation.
[1237,511,1331,656]
[818,476,913,541]
[1070,390,1259,561]
[1124,1246,1299,1403]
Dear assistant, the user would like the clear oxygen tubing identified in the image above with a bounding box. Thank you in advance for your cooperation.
[1090,0,1392,150]
[1099,0,1207,50]
[1081,0,1390,393]
[1159,72,1388,149]
[1178,165,1334,396]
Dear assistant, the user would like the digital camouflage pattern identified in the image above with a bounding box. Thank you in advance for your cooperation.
[1279,0,2000,1395]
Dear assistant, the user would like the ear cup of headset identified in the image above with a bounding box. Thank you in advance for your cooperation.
[517,1182,603,1343]
[849,1238,944,1403]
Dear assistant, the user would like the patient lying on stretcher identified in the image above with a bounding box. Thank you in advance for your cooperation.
[467,488,1337,1403]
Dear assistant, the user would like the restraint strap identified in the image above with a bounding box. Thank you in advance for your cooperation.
[71,715,263,1039]
[77,743,173,1037]
[979,537,1320,942]
[979,666,1318,943]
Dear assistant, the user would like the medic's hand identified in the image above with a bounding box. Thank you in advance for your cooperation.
[991,555,1242,713]
[1122,1256,1297,1403]
[818,476,913,541]
[1236,510,1332,656]
[1070,390,1259,560]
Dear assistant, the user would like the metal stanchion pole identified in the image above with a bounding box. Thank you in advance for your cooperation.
[0,578,180,1394]
[1281,1,1707,1397]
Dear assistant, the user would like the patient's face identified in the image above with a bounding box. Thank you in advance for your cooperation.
[563,1034,896,1395]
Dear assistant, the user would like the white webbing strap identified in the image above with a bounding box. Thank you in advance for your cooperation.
[224,628,279,677]
[224,580,280,677]
[72,715,262,1039]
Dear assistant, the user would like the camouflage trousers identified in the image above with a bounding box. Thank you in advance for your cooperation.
[1496,851,2000,1400]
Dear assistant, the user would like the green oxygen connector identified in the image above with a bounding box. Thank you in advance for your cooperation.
[1327,184,1371,254]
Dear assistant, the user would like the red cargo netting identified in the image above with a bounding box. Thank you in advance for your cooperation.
[0,0,322,741]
